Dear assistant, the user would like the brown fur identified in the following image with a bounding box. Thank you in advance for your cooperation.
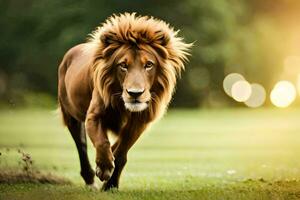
[58,13,191,190]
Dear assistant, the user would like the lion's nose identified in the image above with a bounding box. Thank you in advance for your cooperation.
[127,88,144,98]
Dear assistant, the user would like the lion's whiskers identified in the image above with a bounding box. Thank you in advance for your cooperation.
[112,92,122,96]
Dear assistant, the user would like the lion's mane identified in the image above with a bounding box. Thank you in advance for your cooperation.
[86,13,192,121]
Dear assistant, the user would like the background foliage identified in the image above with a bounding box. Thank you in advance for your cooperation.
[0,0,299,108]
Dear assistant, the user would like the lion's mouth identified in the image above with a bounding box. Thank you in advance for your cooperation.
[124,100,149,112]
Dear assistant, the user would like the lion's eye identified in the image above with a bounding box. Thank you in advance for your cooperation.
[145,61,154,71]
[118,62,128,71]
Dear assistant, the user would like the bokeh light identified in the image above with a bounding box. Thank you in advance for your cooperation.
[223,73,245,97]
[231,80,252,102]
[245,84,266,108]
[270,81,296,108]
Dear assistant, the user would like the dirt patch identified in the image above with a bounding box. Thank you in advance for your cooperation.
[0,148,71,185]
[0,170,71,184]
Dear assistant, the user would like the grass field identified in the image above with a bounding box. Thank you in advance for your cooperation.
[1,108,300,200]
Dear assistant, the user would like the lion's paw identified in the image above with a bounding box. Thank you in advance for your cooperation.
[86,181,100,191]
[95,162,115,181]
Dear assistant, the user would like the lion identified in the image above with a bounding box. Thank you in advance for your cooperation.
[58,13,191,190]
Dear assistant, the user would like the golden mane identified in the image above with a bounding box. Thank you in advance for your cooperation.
[86,13,192,120]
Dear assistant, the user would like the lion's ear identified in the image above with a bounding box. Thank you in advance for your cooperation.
[100,31,118,46]
[154,30,170,46]
[153,44,169,59]
[100,31,119,57]
[151,30,170,59]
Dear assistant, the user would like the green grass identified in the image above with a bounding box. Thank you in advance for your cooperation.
[1,108,300,199]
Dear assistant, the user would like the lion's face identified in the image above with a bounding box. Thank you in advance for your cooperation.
[115,48,157,112]
[91,13,191,116]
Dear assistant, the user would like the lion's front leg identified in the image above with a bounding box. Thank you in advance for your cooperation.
[94,141,115,181]
[85,90,115,182]
[102,121,148,190]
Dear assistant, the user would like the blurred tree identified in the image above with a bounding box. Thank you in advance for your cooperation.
[0,0,296,107]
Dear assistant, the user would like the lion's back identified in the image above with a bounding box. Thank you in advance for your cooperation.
[58,43,95,122]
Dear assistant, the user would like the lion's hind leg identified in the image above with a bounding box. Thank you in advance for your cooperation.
[61,106,95,185]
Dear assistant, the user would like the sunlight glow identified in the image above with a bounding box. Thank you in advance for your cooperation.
[297,74,300,95]
[231,80,252,102]
[284,56,300,75]
[270,81,296,108]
